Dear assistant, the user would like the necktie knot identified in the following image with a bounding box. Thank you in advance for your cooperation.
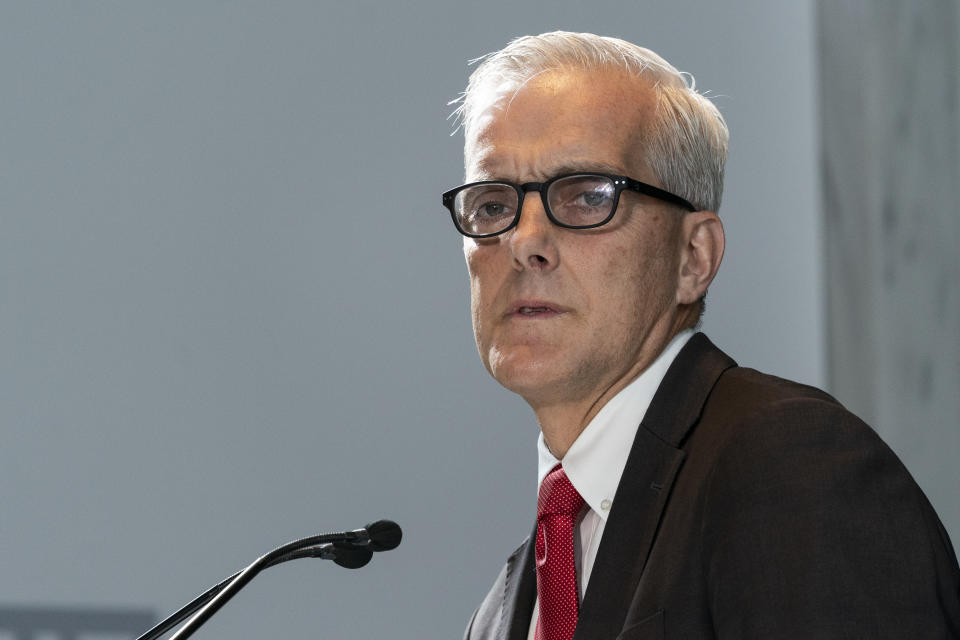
[538,465,585,520]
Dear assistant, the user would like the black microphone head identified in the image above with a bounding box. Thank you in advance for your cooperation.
[364,520,402,552]
[331,544,373,569]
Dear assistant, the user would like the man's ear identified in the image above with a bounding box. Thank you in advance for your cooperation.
[676,211,725,305]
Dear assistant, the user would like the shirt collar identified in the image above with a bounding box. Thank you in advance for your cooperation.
[536,329,694,520]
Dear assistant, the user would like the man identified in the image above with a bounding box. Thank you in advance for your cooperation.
[443,32,960,639]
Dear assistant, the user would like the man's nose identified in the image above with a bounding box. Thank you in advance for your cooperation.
[509,193,559,272]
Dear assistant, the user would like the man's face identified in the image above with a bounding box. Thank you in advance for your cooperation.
[463,68,687,412]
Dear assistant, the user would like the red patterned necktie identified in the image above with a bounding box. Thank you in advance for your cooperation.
[535,464,586,640]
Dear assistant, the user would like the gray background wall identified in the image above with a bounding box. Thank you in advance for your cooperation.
[0,2,951,639]
[817,0,960,561]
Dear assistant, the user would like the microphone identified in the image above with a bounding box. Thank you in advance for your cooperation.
[325,543,374,568]
[276,542,373,569]
[268,520,399,567]
[138,519,401,640]
[337,519,403,552]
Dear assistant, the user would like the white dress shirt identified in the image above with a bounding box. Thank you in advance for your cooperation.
[527,329,693,640]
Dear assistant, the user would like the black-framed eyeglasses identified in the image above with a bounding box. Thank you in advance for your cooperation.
[442,172,696,238]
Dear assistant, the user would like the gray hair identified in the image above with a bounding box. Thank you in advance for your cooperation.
[451,31,729,212]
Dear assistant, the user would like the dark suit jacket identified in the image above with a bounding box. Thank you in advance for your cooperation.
[464,334,960,639]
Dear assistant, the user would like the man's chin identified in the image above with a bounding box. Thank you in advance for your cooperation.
[487,351,567,399]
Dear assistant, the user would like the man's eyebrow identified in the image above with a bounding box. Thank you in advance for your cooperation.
[467,160,503,181]
[468,160,630,183]
[548,162,628,176]
[475,163,630,182]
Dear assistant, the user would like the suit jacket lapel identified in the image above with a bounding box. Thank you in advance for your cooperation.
[500,529,536,640]
[573,333,736,639]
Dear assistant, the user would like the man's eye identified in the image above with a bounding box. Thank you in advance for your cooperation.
[479,202,509,217]
[580,191,608,207]
[467,199,513,220]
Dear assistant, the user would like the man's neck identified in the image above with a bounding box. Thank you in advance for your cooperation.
[532,325,690,458]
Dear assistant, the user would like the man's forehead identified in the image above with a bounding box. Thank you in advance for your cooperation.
[464,69,657,182]
[471,66,652,107]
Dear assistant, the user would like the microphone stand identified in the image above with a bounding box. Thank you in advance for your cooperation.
[139,571,238,640]
[139,521,400,640]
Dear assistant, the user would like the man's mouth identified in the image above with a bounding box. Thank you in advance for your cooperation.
[518,306,552,315]
[508,301,566,317]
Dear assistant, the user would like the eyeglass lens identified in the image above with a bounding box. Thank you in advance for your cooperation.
[454,175,616,236]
